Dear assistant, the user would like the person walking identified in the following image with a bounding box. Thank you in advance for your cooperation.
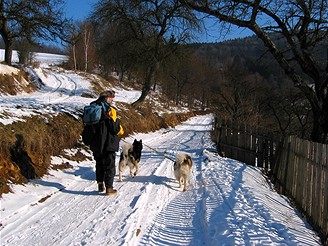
[89,89,124,195]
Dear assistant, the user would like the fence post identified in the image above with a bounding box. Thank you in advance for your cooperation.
[282,139,291,195]
[271,139,283,183]
[323,143,328,244]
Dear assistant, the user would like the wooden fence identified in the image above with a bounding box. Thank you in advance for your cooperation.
[215,119,278,170]
[272,136,328,245]
[214,119,328,245]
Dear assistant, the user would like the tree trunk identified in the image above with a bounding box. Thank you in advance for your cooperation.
[0,25,13,65]
[132,86,151,107]
[311,99,328,143]
[84,28,89,73]
[0,13,12,65]
[119,68,124,82]
[119,72,123,82]
[72,44,77,71]
[131,63,157,106]
[295,80,328,143]
[4,38,12,65]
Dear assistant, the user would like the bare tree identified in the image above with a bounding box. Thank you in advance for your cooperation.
[71,37,79,71]
[212,56,264,127]
[158,48,193,105]
[91,0,200,106]
[181,0,328,143]
[95,24,144,81]
[67,21,97,73]
[67,22,82,71]
[267,88,312,138]
[82,22,93,72]
[188,54,218,110]
[0,0,71,65]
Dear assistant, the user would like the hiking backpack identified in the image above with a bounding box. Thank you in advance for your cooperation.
[81,102,106,146]
[82,102,106,125]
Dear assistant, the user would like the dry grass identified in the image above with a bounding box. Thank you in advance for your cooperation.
[0,114,82,194]
[0,69,36,95]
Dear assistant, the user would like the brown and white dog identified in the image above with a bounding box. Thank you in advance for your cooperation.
[118,139,143,182]
[173,152,193,191]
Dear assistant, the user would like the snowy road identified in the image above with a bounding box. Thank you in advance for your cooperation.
[0,115,321,246]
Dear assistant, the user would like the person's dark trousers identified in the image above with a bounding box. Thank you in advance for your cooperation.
[95,151,116,188]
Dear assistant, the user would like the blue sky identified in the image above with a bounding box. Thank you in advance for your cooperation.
[65,0,95,21]
[64,0,253,43]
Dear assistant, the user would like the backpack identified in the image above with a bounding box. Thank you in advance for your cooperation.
[82,102,105,125]
[81,102,106,146]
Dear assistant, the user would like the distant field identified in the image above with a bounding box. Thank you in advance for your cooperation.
[0,49,68,65]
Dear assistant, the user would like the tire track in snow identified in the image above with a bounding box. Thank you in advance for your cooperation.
[120,157,176,245]
[0,67,79,117]
[45,70,78,103]
[135,116,213,245]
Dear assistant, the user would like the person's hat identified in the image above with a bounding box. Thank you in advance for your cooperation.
[99,89,115,98]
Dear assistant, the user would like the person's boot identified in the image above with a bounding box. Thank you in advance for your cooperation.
[105,187,117,196]
[98,182,104,192]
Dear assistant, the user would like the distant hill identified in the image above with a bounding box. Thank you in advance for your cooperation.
[189,34,327,88]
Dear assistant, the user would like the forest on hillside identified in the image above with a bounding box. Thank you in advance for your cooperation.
[185,35,327,140]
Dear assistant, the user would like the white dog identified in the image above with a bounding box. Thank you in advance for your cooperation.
[118,139,143,182]
[173,152,193,191]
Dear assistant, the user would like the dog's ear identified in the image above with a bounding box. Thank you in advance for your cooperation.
[140,139,142,143]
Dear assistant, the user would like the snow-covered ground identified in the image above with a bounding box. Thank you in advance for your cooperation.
[0,51,322,245]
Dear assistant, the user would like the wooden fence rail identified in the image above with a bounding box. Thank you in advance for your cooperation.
[214,119,328,245]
